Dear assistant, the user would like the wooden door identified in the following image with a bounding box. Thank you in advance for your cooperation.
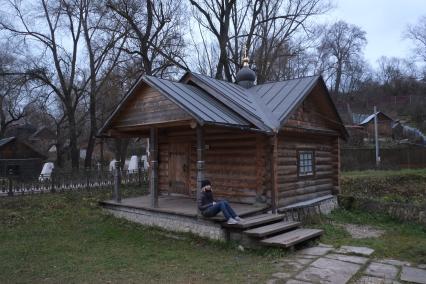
[168,143,190,195]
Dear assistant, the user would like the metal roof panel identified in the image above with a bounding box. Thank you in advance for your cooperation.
[144,76,251,127]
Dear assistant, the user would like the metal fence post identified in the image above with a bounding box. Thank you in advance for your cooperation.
[51,170,56,193]
[7,176,13,197]
[138,160,142,187]
[85,168,90,190]
[113,161,121,202]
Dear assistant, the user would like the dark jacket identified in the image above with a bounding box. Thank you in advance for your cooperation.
[198,190,214,212]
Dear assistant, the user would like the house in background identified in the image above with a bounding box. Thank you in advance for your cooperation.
[358,111,394,140]
[5,124,56,155]
[28,126,56,154]
[0,137,47,178]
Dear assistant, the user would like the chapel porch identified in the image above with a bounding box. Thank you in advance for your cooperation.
[99,194,269,241]
[100,194,269,221]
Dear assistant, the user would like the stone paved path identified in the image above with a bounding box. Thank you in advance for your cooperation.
[267,244,426,284]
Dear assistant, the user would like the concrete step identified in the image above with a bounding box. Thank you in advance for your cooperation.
[244,221,301,238]
[221,213,285,229]
[260,228,323,248]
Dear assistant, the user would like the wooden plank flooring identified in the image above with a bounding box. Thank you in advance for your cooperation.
[102,194,268,218]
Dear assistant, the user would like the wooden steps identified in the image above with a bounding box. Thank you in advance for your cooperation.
[244,221,301,238]
[221,214,285,229]
[221,213,323,250]
[260,228,323,248]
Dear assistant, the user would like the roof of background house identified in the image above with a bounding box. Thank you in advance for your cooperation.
[99,71,348,137]
[359,112,393,125]
[0,137,15,148]
[0,136,47,159]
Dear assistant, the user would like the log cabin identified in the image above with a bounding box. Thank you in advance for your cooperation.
[359,111,394,140]
[0,136,46,178]
[99,59,348,214]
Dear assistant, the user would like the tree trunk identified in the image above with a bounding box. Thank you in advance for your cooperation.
[84,82,97,169]
[67,110,80,171]
[114,138,129,169]
[334,62,343,95]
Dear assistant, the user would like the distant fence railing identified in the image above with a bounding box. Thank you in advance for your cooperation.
[341,146,426,171]
[0,169,148,197]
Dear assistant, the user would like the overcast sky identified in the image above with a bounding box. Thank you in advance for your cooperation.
[320,0,425,68]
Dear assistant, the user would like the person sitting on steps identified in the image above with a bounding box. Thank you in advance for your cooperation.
[197,179,243,225]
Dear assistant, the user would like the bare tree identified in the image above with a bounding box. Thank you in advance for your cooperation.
[252,0,329,83]
[190,0,330,82]
[406,15,426,64]
[0,48,31,138]
[0,0,88,170]
[107,0,188,77]
[0,0,129,170]
[80,0,127,168]
[190,0,237,80]
[317,21,367,94]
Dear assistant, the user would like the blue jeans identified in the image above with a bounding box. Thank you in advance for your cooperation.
[202,200,237,220]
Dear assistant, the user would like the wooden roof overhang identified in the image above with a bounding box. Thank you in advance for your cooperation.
[98,71,348,140]
[98,75,271,139]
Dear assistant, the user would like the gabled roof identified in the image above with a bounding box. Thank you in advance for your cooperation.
[0,137,15,148]
[29,127,56,140]
[181,72,273,131]
[99,71,347,138]
[144,76,251,127]
[251,76,320,128]
[0,136,47,159]
[98,75,254,135]
[359,112,393,125]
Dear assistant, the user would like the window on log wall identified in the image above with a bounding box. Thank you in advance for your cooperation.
[298,150,315,177]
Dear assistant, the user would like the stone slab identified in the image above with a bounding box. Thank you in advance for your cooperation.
[354,276,400,284]
[326,253,369,265]
[286,280,313,284]
[318,243,334,248]
[272,272,292,279]
[337,245,375,256]
[364,262,399,279]
[295,257,361,283]
[377,259,411,267]
[400,266,426,284]
[297,246,333,256]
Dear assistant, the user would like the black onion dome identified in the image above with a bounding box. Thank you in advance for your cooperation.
[236,66,256,83]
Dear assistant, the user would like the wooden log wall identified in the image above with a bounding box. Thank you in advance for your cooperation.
[202,128,269,204]
[157,126,270,204]
[276,133,338,207]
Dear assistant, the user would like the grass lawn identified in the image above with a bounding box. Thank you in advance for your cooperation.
[1,189,425,283]
[315,208,426,264]
[341,168,426,205]
[342,168,426,178]
[0,191,280,283]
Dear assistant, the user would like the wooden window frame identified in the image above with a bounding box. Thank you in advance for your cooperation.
[297,149,315,178]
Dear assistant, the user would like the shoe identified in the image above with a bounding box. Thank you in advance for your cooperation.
[227,218,238,225]
[235,216,244,222]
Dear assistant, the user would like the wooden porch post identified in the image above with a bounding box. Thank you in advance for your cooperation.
[271,134,278,213]
[150,127,159,208]
[196,125,205,215]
